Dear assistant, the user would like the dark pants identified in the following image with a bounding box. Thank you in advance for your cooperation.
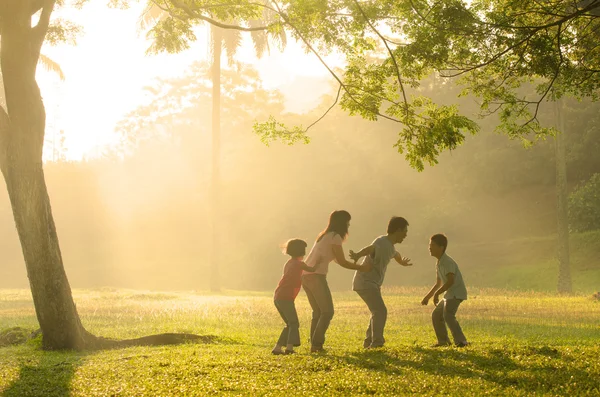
[432,298,467,345]
[301,274,334,349]
[274,300,300,346]
[356,288,387,348]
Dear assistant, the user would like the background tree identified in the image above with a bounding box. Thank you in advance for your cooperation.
[393,0,600,293]
[144,0,600,293]
[141,2,284,291]
[208,15,286,290]
[142,0,599,166]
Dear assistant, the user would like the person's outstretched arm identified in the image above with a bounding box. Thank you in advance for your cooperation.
[349,245,374,263]
[393,252,413,267]
[332,245,371,272]
[421,277,442,305]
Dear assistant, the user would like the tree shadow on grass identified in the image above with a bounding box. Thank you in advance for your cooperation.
[111,334,245,349]
[105,333,219,348]
[1,351,85,397]
[469,319,600,345]
[327,344,595,394]
[1,332,227,397]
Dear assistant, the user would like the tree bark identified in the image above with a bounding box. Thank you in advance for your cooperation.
[0,0,93,349]
[209,27,222,292]
[555,99,572,294]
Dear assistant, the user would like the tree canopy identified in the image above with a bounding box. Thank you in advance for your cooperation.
[143,0,600,169]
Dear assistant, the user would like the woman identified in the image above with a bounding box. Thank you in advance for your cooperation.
[302,210,370,353]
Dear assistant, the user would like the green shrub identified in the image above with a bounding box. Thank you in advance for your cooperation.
[569,173,600,232]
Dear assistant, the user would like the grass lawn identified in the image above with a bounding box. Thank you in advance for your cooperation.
[1,288,599,396]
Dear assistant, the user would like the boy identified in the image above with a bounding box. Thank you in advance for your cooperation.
[421,234,468,347]
[350,216,412,348]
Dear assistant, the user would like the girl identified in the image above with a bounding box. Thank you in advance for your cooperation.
[272,239,317,355]
[302,210,371,353]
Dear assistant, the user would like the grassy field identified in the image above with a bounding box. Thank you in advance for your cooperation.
[1,288,599,396]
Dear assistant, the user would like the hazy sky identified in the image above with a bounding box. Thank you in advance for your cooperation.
[38,1,341,160]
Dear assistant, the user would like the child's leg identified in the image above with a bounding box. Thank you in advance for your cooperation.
[273,300,290,353]
[277,300,300,351]
[442,299,467,345]
[431,300,451,345]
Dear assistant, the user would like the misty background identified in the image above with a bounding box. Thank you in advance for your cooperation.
[1,63,599,293]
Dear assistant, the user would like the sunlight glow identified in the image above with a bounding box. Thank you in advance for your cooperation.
[37,2,342,161]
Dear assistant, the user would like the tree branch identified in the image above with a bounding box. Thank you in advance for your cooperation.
[439,26,538,78]
[383,36,408,46]
[32,0,56,54]
[505,25,564,132]
[571,20,600,55]
[467,0,598,31]
[30,0,44,16]
[158,0,404,124]
[408,0,599,37]
[304,84,342,133]
[345,84,401,106]
[166,0,276,31]
[571,69,600,89]
[271,2,401,124]
[407,0,477,36]
[351,0,409,118]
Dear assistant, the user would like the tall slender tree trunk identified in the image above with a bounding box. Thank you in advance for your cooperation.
[555,99,572,294]
[0,0,91,349]
[210,27,222,292]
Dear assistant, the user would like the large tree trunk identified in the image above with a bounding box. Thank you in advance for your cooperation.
[209,27,222,292]
[555,99,572,294]
[0,0,92,349]
[0,1,209,351]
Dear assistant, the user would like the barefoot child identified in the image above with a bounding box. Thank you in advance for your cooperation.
[272,239,318,355]
[421,234,468,347]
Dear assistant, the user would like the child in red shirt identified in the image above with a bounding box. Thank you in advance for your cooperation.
[272,239,318,355]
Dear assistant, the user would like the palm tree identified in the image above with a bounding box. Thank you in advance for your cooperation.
[209,25,224,292]
[38,54,66,81]
[139,3,286,291]
[209,15,285,291]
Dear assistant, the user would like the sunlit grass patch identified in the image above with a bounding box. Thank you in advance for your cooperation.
[1,288,599,396]
[0,362,19,391]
